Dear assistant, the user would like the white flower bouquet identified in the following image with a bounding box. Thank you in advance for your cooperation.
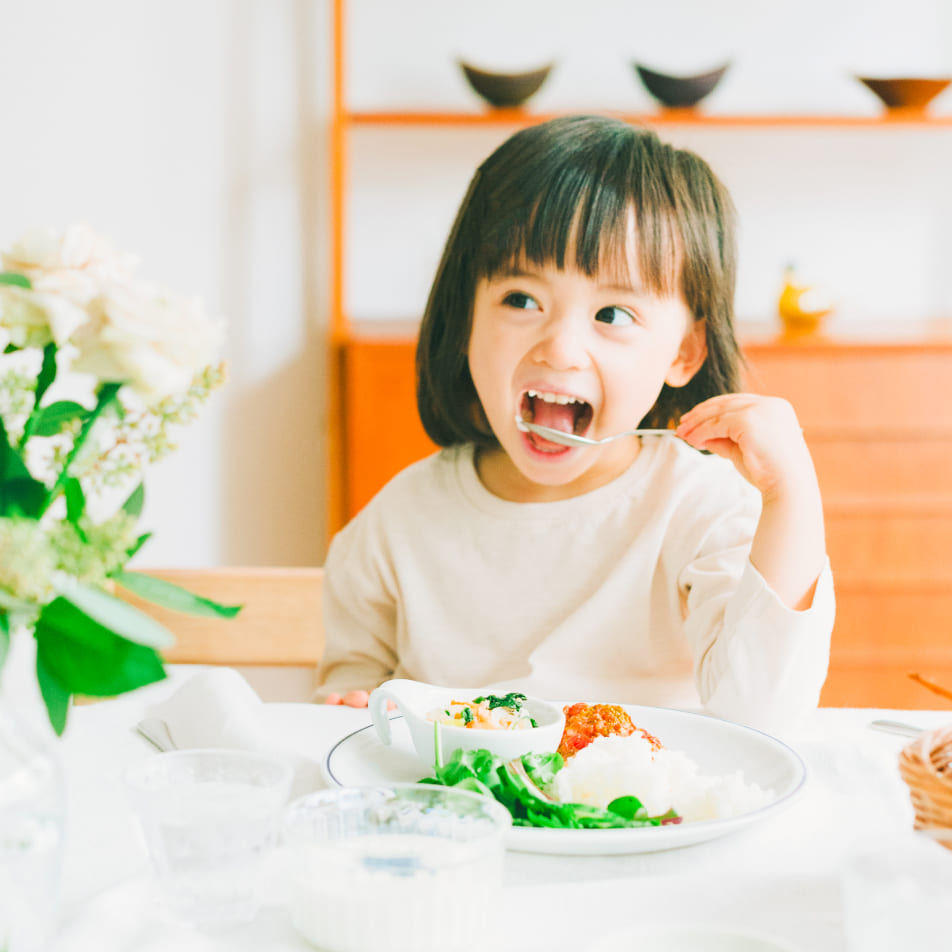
[0,225,236,734]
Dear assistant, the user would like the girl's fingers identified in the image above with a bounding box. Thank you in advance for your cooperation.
[678,394,758,433]
[324,692,395,710]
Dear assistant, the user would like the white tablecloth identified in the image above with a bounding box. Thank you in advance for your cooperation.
[47,671,950,952]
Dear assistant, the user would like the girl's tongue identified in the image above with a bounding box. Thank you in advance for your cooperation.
[531,400,577,434]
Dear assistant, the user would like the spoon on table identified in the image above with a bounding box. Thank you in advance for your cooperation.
[515,415,675,447]
[867,719,925,738]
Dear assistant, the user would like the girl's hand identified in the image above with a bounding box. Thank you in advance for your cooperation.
[675,393,814,502]
[324,690,370,708]
[324,690,396,711]
[675,393,825,611]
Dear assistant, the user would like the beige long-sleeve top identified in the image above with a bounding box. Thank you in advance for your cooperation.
[317,439,834,733]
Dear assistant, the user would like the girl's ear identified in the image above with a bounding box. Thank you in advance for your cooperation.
[665,319,708,387]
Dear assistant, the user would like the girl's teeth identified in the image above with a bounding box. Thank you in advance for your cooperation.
[526,389,579,405]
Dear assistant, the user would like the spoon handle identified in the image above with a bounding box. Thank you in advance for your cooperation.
[868,719,924,738]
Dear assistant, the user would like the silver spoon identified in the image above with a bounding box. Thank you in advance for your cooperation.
[515,415,675,447]
[867,719,925,738]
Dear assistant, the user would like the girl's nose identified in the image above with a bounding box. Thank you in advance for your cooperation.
[531,314,590,371]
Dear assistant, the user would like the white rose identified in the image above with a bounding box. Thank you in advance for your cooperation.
[70,282,223,401]
[2,224,137,290]
[0,284,88,348]
[2,225,136,318]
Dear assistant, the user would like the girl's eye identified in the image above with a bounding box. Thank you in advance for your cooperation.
[595,305,635,326]
[502,291,540,310]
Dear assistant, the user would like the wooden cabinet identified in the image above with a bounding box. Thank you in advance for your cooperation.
[340,324,436,516]
[341,321,952,710]
[743,323,952,709]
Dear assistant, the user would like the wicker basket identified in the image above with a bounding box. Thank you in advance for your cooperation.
[899,724,952,849]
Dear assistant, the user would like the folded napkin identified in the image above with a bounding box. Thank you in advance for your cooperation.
[136,668,324,798]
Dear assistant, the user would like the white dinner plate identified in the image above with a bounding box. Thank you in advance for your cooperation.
[322,704,807,855]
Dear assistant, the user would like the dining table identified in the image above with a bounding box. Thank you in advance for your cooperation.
[42,667,950,952]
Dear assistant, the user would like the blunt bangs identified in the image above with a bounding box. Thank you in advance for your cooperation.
[475,121,682,301]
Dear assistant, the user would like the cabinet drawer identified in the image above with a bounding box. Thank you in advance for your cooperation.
[822,661,952,709]
[810,438,952,500]
[744,349,952,432]
[831,587,952,662]
[826,511,952,584]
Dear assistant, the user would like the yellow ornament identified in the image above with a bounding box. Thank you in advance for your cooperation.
[778,264,834,333]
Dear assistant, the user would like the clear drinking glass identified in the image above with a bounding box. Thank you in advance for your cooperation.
[282,784,512,952]
[841,828,952,951]
[125,748,293,930]
[0,699,64,952]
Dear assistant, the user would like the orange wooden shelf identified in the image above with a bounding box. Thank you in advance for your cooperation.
[346,109,952,129]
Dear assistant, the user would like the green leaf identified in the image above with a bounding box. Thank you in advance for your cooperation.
[122,482,145,518]
[113,570,242,619]
[64,477,86,526]
[35,648,70,736]
[1,478,47,519]
[0,416,49,517]
[0,416,31,480]
[522,751,564,788]
[34,342,58,407]
[54,579,174,649]
[34,597,167,700]
[0,612,10,671]
[0,271,31,288]
[454,776,496,798]
[125,531,152,560]
[30,400,88,437]
[606,795,646,820]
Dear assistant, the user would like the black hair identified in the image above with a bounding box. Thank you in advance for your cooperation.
[416,114,743,446]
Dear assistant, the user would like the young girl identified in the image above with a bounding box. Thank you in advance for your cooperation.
[317,115,834,732]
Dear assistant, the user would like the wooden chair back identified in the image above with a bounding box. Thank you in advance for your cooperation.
[119,566,324,667]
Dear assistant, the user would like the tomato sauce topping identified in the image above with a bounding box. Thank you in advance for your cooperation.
[557,702,663,760]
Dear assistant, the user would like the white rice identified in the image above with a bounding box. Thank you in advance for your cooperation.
[549,733,773,822]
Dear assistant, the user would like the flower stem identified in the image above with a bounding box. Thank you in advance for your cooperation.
[40,382,122,517]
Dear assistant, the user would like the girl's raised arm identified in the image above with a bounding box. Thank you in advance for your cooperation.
[675,393,826,611]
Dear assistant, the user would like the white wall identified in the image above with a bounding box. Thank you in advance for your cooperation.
[1,0,950,567]
[0,0,332,567]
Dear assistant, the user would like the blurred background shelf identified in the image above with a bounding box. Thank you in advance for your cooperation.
[345,110,952,128]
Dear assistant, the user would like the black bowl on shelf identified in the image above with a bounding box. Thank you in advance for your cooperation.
[633,62,730,109]
[458,60,554,109]
[855,75,952,112]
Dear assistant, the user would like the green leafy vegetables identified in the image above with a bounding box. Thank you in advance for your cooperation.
[420,745,680,830]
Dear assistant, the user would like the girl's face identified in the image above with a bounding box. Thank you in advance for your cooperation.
[467,255,706,502]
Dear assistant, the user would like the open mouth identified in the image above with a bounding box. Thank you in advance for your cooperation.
[520,389,593,438]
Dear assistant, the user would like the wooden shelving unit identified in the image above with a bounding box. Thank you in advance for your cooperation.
[346,109,952,128]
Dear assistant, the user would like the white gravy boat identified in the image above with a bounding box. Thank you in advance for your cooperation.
[368,678,566,769]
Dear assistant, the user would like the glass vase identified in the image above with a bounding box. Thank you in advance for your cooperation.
[0,632,65,952]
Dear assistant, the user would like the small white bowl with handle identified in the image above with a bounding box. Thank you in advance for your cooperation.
[368,678,565,769]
